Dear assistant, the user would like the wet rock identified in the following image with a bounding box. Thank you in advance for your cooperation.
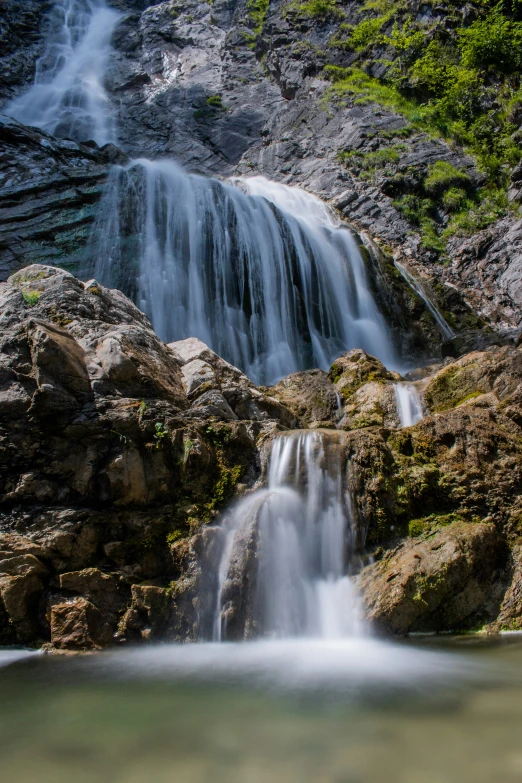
[118,583,172,642]
[490,544,522,632]
[329,349,399,401]
[424,346,522,412]
[50,597,113,650]
[266,369,340,428]
[0,117,124,279]
[358,522,504,635]
[342,381,399,430]
[0,533,49,643]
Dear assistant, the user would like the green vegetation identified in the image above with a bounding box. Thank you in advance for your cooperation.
[206,94,226,109]
[182,437,194,469]
[408,512,469,537]
[205,423,234,446]
[207,462,242,511]
[285,0,342,20]
[153,422,169,449]
[110,429,129,445]
[247,0,270,34]
[22,290,42,306]
[325,0,522,252]
[345,15,390,50]
[166,529,187,545]
[194,95,227,120]
[424,161,471,196]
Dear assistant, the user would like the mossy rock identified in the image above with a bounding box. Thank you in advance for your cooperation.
[328,349,398,401]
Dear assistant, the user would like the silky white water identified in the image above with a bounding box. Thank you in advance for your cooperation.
[4,0,120,145]
[395,261,455,341]
[394,382,425,427]
[213,431,363,641]
[92,159,398,384]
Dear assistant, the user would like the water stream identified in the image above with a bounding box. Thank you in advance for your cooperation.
[4,0,120,145]
[213,431,362,641]
[394,382,425,427]
[92,159,398,384]
[395,260,456,341]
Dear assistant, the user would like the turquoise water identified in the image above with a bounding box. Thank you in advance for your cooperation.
[0,636,521,783]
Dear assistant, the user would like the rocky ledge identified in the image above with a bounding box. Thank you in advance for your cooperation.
[1,265,521,649]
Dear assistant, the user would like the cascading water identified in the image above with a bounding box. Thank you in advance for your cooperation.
[395,261,455,341]
[92,158,398,384]
[4,0,120,146]
[212,431,363,641]
[394,382,425,427]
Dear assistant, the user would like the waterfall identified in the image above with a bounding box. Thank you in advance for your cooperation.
[395,261,455,341]
[394,382,425,428]
[212,431,363,641]
[4,0,120,146]
[92,159,398,384]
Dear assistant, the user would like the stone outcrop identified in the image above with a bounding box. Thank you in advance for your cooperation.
[359,521,505,635]
[0,265,297,648]
[0,115,126,279]
[173,341,522,637]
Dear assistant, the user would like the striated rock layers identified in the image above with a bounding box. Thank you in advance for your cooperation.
[1,265,522,648]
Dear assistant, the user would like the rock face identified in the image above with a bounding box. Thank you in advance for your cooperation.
[359,522,505,635]
[0,265,521,646]
[0,265,297,648]
[0,116,126,279]
[0,0,520,343]
[172,341,522,638]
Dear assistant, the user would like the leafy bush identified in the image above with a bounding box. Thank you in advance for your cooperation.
[442,187,468,211]
[346,16,389,51]
[443,188,509,237]
[424,161,471,196]
[393,194,435,225]
[326,2,522,184]
[459,9,522,72]
[206,94,225,109]
[153,422,169,449]
[247,0,269,34]
[286,0,341,19]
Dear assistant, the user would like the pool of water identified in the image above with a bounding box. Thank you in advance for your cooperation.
[1,635,521,783]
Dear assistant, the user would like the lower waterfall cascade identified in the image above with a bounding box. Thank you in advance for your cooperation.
[92,158,399,385]
[212,431,363,642]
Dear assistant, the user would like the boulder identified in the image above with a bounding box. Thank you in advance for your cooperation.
[265,369,340,428]
[50,597,113,650]
[358,522,504,635]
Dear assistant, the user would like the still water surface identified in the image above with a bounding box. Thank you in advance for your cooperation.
[1,636,522,783]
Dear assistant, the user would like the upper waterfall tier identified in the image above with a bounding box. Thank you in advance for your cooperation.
[92,159,398,385]
[4,0,120,146]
